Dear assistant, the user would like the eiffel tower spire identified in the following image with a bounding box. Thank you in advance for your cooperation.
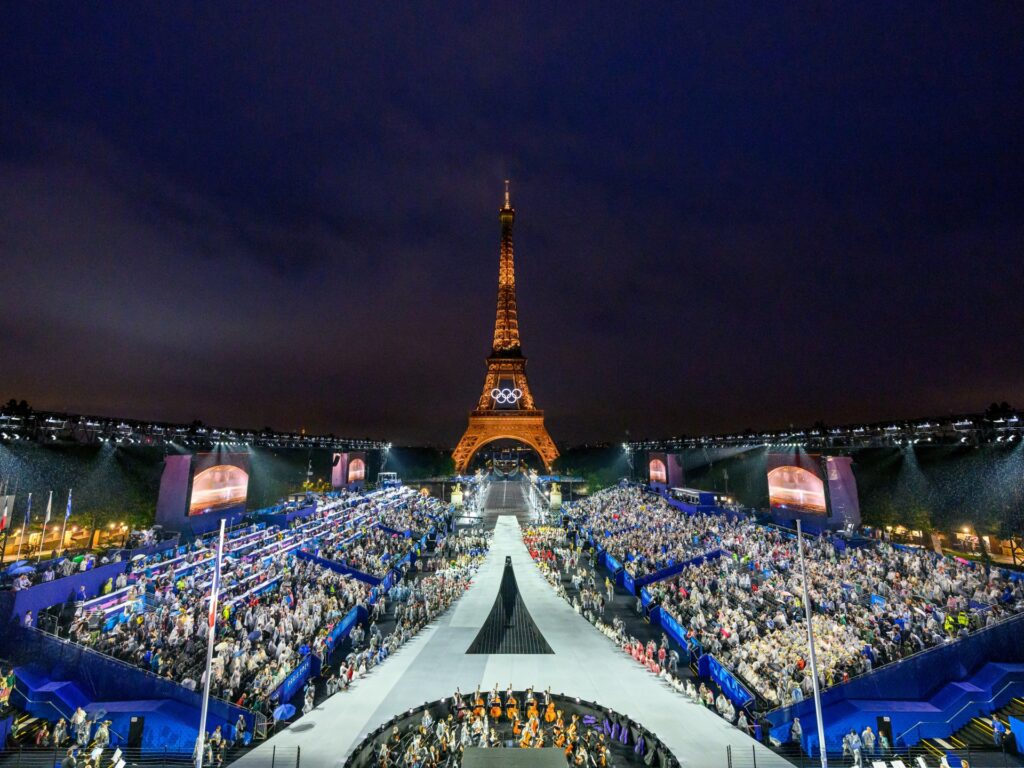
[492,180,521,354]
[452,181,558,473]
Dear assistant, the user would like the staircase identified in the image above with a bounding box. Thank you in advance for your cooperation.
[7,707,49,747]
[921,696,1024,758]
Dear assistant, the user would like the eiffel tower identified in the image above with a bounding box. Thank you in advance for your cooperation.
[452,182,559,473]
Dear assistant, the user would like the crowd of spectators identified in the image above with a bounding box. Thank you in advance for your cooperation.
[323,531,489,698]
[375,496,447,535]
[316,526,420,579]
[642,519,1024,707]
[525,525,752,728]
[560,483,1024,720]
[69,552,372,713]
[45,489,433,712]
[564,487,743,579]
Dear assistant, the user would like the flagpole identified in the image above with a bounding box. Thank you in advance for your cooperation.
[18,493,32,560]
[0,495,11,565]
[36,491,49,562]
[2,481,18,565]
[196,519,226,768]
[797,519,828,768]
[57,491,68,557]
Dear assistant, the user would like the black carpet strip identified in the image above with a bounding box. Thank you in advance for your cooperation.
[466,557,554,654]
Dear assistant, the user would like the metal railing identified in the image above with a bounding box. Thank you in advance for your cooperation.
[0,746,301,768]
[10,678,127,744]
[725,744,1016,768]
[760,609,1024,718]
[895,678,1022,745]
[25,625,246,715]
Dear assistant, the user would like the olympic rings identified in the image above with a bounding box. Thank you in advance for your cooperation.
[490,387,523,404]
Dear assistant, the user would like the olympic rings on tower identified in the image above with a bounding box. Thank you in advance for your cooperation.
[490,387,523,404]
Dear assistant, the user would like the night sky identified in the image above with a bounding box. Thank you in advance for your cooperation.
[2,5,1023,446]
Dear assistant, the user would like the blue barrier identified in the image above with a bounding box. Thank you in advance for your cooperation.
[604,554,623,585]
[640,587,654,609]
[0,714,11,749]
[377,524,411,538]
[324,605,367,655]
[258,503,318,529]
[622,570,636,595]
[106,535,182,564]
[626,548,726,596]
[272,652,322,704]
[294,549,381,585]
[380,570,397,596]
[766,612,1024,752]
[1,626,253,750]
[2,560,129,624]
[658,607,687,650]
[698,654,754,710]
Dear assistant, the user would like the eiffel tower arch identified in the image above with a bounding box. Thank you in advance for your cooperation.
[452,182,559,474]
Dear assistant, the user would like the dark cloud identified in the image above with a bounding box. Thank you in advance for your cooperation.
[1,4,1023,444]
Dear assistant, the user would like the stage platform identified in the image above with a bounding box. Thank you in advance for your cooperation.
[233,508,788,767]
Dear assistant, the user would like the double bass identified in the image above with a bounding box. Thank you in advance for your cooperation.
[488,687,502,719]
[525,688,539,721]
[505,693,519,722]
[543,700,556,723]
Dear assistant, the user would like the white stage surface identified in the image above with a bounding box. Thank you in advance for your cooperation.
[234,501,788,767]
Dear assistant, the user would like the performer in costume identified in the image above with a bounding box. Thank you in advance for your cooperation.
[452,688,466,719]
[519,727,533,749]
[554,710,566,748]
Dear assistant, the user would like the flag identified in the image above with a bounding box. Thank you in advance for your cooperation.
[25,492,33,527]
[0,496,9,532]
[43,491,52,526]
[65,488,73,519]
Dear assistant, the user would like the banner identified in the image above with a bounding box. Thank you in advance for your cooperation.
[699,654,754,709]
[272,652,321,704]
[324,605,366,654]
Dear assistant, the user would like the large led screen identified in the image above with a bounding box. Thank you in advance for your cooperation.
[348,456,366,483]
[766,453,827,515]
[649,456,667,484]
[824,455,861,525]
[331,453,347,489]
[189,452,250,516]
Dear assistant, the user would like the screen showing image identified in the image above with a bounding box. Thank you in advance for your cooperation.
[824,456,861,525]
[189,452,250,516]
[766,453,827,515]
[331,453,346,489]
[348,457,366,483]
[649,457,667,484]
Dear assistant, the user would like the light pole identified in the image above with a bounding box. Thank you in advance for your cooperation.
[196,519,226,768]
[797,519,828,767]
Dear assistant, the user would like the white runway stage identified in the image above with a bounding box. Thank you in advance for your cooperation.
[234,511,789,767]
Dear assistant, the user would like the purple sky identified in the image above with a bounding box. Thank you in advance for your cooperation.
[1,4,1023,445]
